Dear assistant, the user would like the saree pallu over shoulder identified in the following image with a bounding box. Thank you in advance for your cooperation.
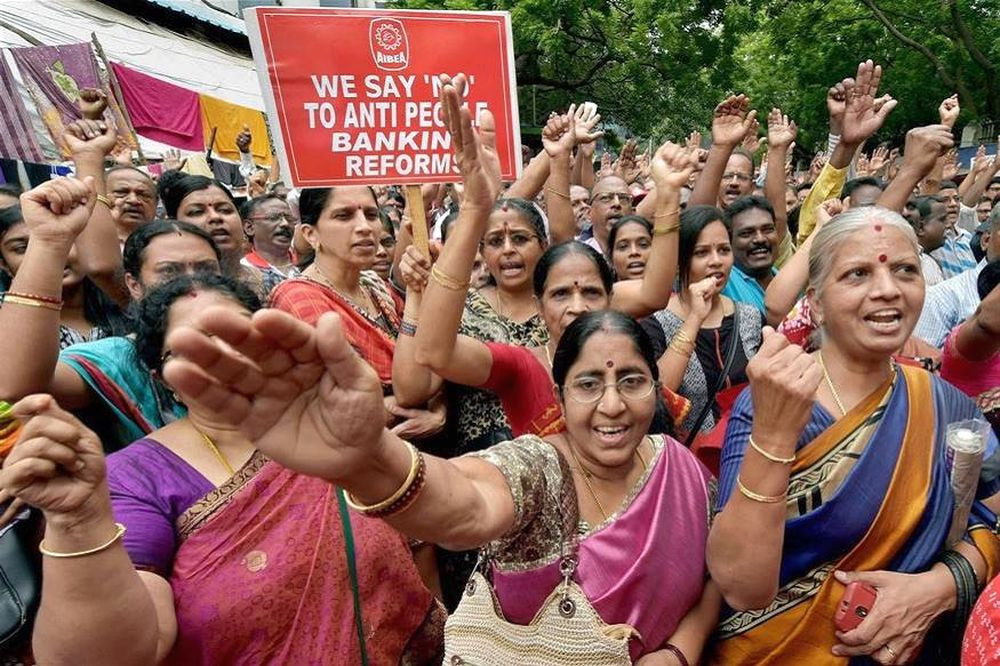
[166,453,439,665]
[711,365,1000,665]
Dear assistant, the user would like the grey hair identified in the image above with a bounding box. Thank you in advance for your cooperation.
[807,206,920,300]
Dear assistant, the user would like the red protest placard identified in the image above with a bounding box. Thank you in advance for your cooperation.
[245,7,521,188]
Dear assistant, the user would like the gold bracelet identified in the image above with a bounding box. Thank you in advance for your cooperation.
[430,264,470,291]
[748,435,795,465]
[654,208,681,219]
[39,523,126,558]
[736,476,786,504]
[653,221,681,236]
[345,442,420,514]
[672,329,693,346]
[544,186,571,200]
[668,339,694,356]
[95,194,113,209]
[1,294,63,311]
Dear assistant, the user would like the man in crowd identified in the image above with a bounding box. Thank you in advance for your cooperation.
[841,176,884,208]
[915,204,999,347]
[722,195,778,311]
[911,195,948,286]
[570,184,591,234]
[582,175,632,253]
[931,179,978,278]
[105,166,157,243]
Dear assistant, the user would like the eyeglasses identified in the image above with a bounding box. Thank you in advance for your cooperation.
[482,232,539,250]
[591,192,631,205]
[722,172,752,183]
[249,212,299,224]
[563,374,658,404]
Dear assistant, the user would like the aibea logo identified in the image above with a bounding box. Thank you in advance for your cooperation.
[369,18,409,71]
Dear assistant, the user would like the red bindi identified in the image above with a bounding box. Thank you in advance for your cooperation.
[878,253,888,263]
[501,203,509,212]
[874,224,883,232]
[606,360,614,368]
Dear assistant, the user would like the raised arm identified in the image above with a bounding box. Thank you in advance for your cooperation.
[505,150,550,201]
[961,153,1000,209]
[0,180,96,407]
[610,141,697,317]
[1,396,176,665]
[707,330,823,610]
[64,119,128,307]
[689,95,757,207]
[571,102,600,190]
[390,246,444,407]
[877,125,954,213]
[411,75,501,387]
[765,108,797,245]
[541,108,578,244]
[951,281,1000,362]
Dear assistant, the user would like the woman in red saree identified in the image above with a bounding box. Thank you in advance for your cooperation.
[5,274,442,665]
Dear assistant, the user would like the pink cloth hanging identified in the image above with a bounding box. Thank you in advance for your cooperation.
[111,62,204,151]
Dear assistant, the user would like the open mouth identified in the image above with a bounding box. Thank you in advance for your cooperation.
[594,424,630,446]
[748,246,771,259]
[499,261,524,277]
[864,309,903,332]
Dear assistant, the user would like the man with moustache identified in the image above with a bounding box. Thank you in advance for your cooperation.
[105,166,157,244]
[570,184,591,234]
[581,175,632,254]
[241,194,298,293]
[721,195,778,312]
[930,179,977,278]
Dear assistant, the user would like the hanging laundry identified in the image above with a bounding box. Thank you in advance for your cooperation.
[199,93,272,166]
[0,54,44,163]
[110,62,204,152]
[9,43,136,159]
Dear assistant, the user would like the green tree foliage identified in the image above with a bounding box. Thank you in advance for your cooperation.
[394,0,999,151]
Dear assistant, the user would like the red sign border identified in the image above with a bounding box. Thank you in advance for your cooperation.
[245,7,522,188]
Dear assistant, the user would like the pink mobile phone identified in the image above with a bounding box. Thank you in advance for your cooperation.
[834,582,877,632]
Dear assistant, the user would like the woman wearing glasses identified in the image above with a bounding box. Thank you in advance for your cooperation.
[157,304,722,664]
[240,194,299,293]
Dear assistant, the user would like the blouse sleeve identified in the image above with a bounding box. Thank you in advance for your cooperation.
[268,280,330,327]
[465,435,573,565]
[480,342,529,392]
[107,457,178,575]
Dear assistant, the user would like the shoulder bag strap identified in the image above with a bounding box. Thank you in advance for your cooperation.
[336,488,370,666]
[683,319,741,447]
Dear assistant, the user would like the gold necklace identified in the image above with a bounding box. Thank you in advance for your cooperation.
[191,424,236,476]
[567,439,648,521]
[543,342,553,369]
[818,352,895,417]
[309,264,375,315]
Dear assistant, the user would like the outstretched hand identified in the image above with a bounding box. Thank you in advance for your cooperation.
[840,60,897,147]
[767,108,797,150]
[439,73,501,211]
[163,307,388,482]
[712,94,758,148]
[573,102,603,150]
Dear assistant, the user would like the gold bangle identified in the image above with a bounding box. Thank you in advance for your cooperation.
[1,294,63,311]
[654,209,681,219]
[668,339,694,356]
[95,194,113,209]
[653,221,681,236]
[544,186,570,200]
[672,329,693,346]
[345,441,420,514]
[430,264,470,291]
[736,476,786,504]
[39,523,126,558]
[748,435,795,465]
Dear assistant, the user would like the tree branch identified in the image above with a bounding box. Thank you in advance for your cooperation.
[943,0,998,118]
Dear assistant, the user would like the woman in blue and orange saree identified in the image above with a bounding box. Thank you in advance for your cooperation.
[708,207,1000,665]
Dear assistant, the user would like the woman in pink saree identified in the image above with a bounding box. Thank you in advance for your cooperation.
[4,274,442,665]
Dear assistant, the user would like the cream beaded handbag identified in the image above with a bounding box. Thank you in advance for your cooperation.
[443,552,637,665]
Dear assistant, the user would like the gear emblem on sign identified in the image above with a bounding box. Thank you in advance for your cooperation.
[374,24,403,52]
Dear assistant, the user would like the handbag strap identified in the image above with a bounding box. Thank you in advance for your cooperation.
[683,317,741,447]
[336,488,370,666]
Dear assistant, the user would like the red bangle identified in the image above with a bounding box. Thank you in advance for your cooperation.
[5,291,62,305]
[661,644,689,666]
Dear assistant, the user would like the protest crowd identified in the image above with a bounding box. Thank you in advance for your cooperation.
[0,11,999,665]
